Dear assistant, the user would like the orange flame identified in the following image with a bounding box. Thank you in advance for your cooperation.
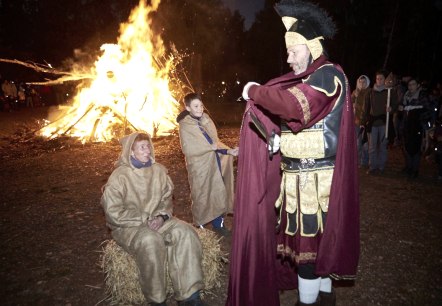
[39,0,181,142]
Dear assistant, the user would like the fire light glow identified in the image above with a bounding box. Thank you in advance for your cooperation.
[38,0,181,143]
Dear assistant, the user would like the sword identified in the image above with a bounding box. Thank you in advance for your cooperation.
[248,110,276,160]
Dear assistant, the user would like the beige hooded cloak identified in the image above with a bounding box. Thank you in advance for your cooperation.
[178,113,234,226]
[101,132,203,303]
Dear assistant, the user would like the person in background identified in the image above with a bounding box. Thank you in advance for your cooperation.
[401,78,430,179]
[393,75,410,146]
[17,83,26,108]
[101,132,205,306]
[352,75,370,167]
[432,119,442,181]
[363,70,398,174]
[177,92,238,237]
[25,85,34,108]
[1,79,18,111]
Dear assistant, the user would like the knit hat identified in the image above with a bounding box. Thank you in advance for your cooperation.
[275,0,336,60]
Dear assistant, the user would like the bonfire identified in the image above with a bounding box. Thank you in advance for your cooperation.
[2,0,189,143]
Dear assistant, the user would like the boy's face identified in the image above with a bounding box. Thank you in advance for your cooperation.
[375,74,386,87]
[131,140,151,163]
[185,99,204,118]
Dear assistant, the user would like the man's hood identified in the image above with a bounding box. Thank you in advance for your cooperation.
[115,132,155,168]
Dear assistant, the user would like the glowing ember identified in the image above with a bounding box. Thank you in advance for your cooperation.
[38,0,181,142]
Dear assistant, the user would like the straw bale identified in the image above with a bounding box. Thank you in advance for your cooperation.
[100,228,226,305]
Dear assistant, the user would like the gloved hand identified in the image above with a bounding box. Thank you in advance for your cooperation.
[268,134,280,153]
[242,82,260,100]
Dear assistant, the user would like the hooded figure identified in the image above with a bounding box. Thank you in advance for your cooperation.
[352,74,371,125]
[352,75,371,166]
[227,1,359,305]
[101,132,204,306]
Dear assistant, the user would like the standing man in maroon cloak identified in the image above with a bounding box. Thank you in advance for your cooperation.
[226,1,360,306]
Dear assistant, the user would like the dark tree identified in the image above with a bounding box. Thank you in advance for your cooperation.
[0,0,138,66]
[155,0,248,96]
[242,0,285,83]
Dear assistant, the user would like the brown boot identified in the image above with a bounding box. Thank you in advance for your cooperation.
[318,290,336,306]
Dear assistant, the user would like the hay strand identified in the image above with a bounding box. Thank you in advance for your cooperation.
[100,228,226,304]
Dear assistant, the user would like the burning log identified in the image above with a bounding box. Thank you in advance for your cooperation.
[0,58,93,85]
[37,103,142,142]
[3,0,193,143]
[59,104,95,136]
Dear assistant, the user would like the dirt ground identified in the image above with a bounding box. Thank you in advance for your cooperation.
[1,107,441,306]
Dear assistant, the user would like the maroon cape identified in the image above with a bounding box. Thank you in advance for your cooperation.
[226,57,359,306]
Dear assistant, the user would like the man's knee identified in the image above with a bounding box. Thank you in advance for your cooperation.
[170,220,200,241]
[132,229,164,253]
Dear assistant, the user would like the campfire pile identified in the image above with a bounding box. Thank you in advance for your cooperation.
[0,0,193,144]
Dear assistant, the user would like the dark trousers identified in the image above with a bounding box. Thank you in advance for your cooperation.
[405,151,421,174]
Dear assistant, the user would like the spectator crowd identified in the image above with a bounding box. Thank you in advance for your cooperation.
[1,74,72,112]
[351,71,442,181]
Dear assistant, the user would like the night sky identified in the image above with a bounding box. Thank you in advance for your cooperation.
[0,0,441,87]
[222,0,265,29]
[222,0,442,85]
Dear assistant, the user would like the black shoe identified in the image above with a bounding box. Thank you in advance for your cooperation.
[318,290,336,306]
[178,295,205,306]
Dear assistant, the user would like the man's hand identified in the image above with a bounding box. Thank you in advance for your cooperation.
[147,216,164,231]
[242,82,260,100]
[268,134,280,153]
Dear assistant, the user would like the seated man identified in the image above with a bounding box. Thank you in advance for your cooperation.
[101,132,204,306]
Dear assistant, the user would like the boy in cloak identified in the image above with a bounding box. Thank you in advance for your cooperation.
[177,92,238,236]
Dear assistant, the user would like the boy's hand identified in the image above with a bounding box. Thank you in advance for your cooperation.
[147,216,164,231]
[227,147,239,156]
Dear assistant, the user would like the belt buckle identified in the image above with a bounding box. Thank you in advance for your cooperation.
[299,158,316,169]
[298,158,315,190]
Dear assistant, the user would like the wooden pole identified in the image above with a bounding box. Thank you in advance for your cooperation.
[385,88,391,139]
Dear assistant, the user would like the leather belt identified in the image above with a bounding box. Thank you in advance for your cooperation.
[281,155,336,170]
